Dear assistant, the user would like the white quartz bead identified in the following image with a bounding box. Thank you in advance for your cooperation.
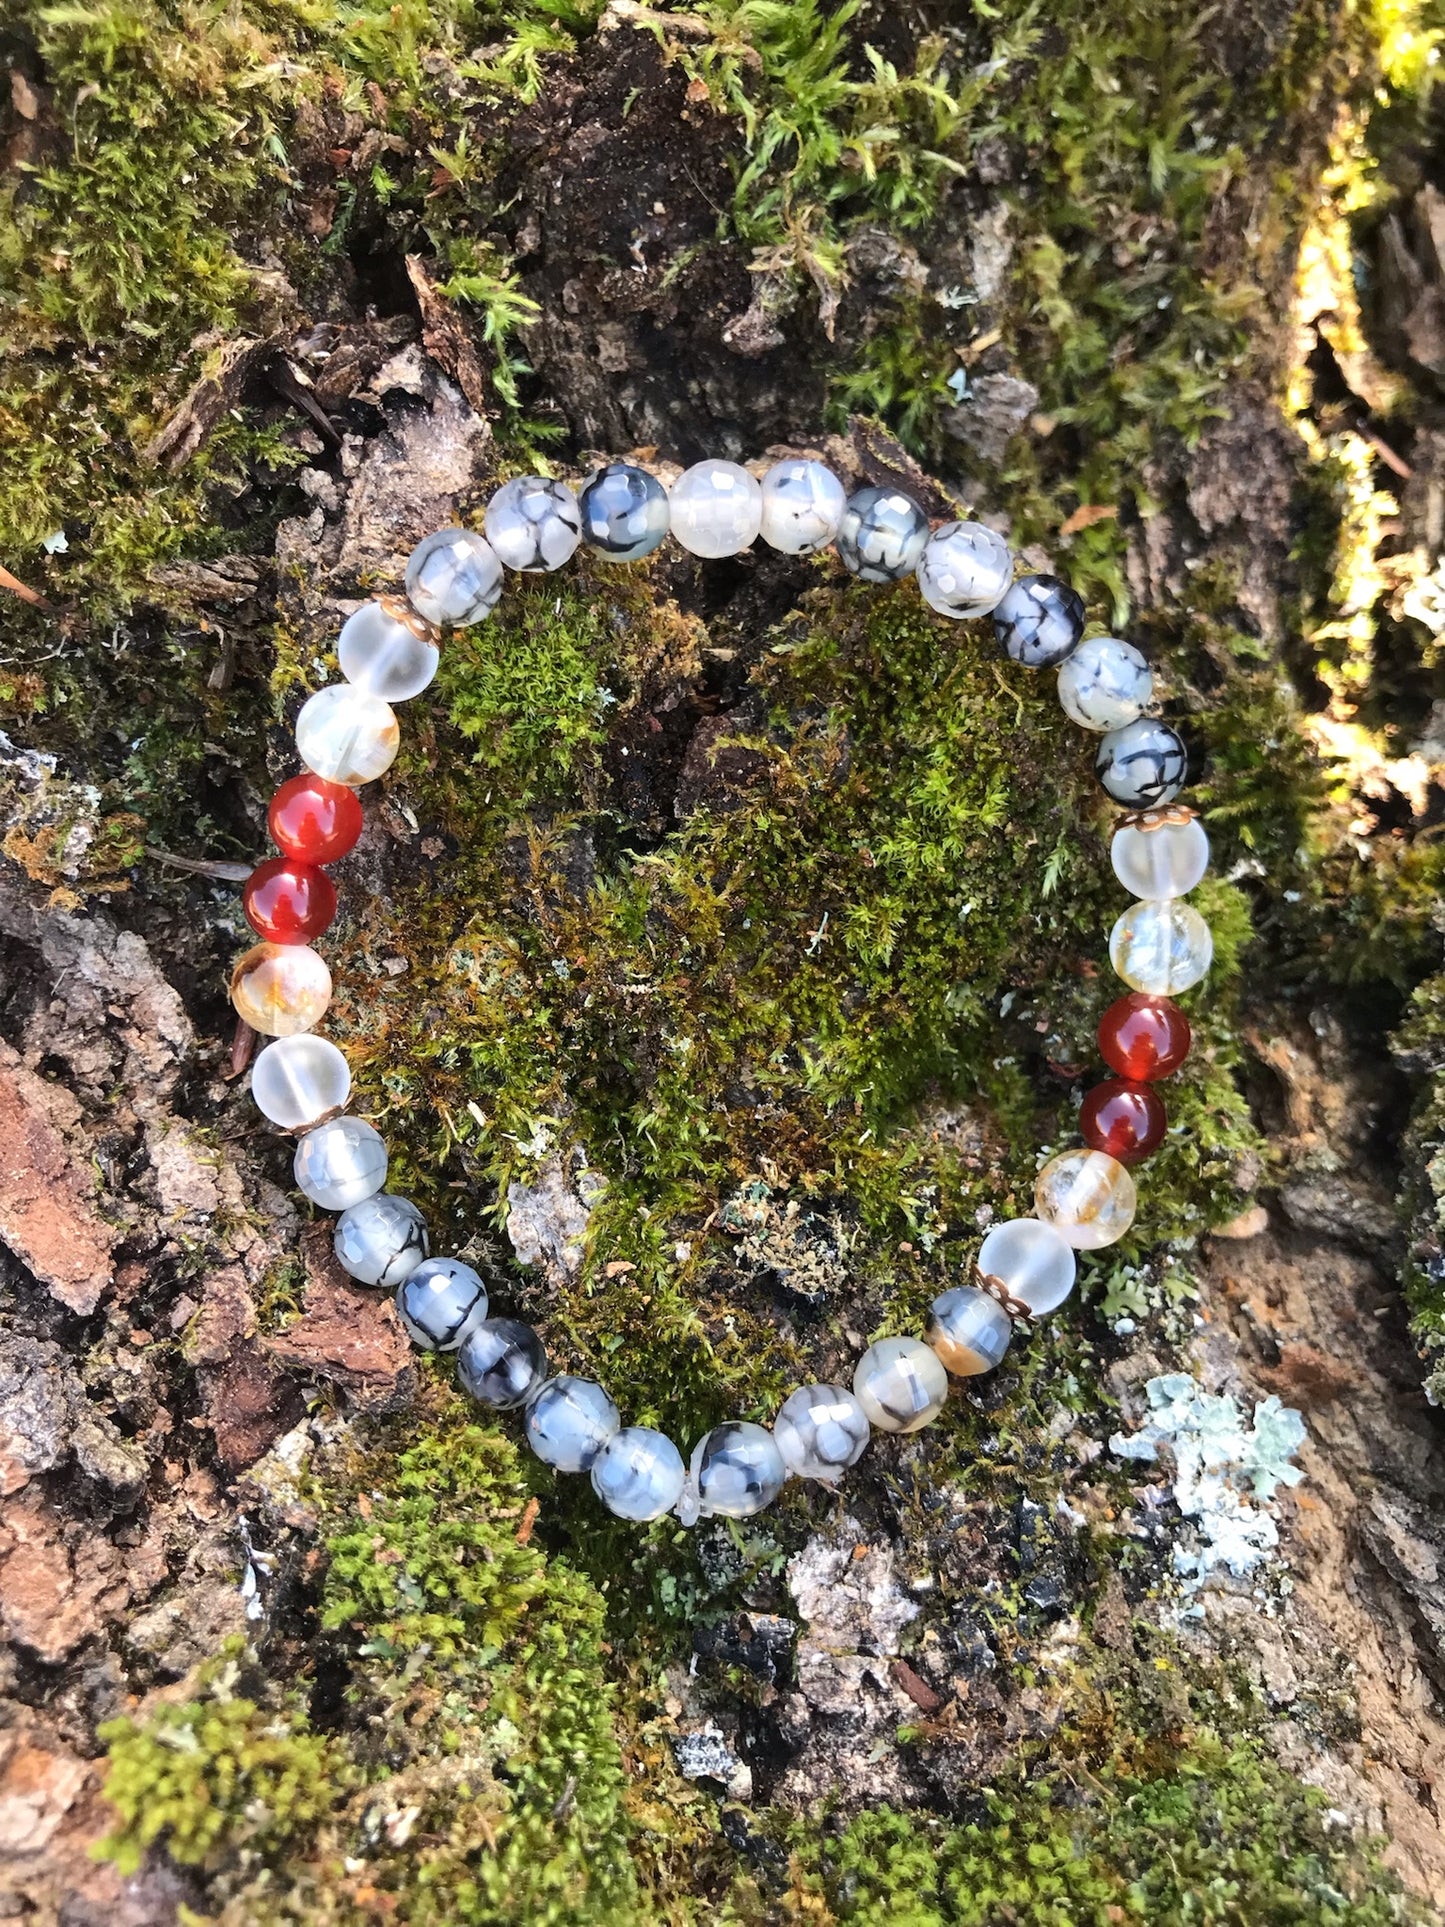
[295,684,399,787]
[759,458,846,554]
[1111,815,1209,899]
[1035,1149,1136,1250]
[836,486,929,583]
[294,1116,387,1211]
[334,1193,429,1288]
[853,1335,948,1434]
[395,1258,489,1352]
[916,521,1013,619]
[669,460,762,557]
[1056,635,1152,732]
[774,1384,870,1482]
[404,527,504,626]
[926,1284,1014,1374]
[457,1317,547,1409]
[484,476,583,572]
[689,1422,787,1519]
[337,600,439,703]
[590,1426,686,1521]
[1109,898,1213,994]
[525,1376,621,1472]
[251,1034,351,1129]
[977,1218,1077,1317]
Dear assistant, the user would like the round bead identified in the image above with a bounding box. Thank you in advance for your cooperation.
[395,1257,489,1352]
[242,857,336,946]
[1109,898,1213,995]
[456,1318,547,1410]
[578,462,670,561]
[1080,1079,1167,1164]
[916,521,1013,619]
[993,574,1086,668]
[1035,1150,1137,1250]
[334,1193,429,1288]
[484,476,583,573]
[251,1034,351,1130]
[773,1384,870,1482]
[268,774,363,866]
[525,1376,621,1473]
[835,486,929,583]
[669,460,762,557]
[230,942,332,1037]
[758,458,846,554]
[926,1285,1014,1374]
[294,1116,388,1211]
[1098,992,1192,1082]
[690,1422,787,1519]
[404,527,503,627]
[1056,635,1153,732]
[1111,815,1209,899]
[1095,719,1187,807]
[977,1217,1077,1317]
[853,1336,948,1434]
[295,684,400,788]
[590,1426,686,1521]
[337,600,439,703]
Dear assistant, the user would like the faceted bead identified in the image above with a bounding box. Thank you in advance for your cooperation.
[1056,635,1152,732]
[230,942,331,1037]
[916,521,1013,619]
[1034,1149,1136,1250]
[1098,992,1192,1082]
[578,462,670,561]
[457,1317,547,1410]
[295,684,400,787]
[773,1384,870,1482]
[404,527,504,627]
[993,574,1085,668]
[243,857,336,945]
[759,458,846,554]
[977,1217,1077,1316]
[1095,718,1187,807]
[484,476,583,573]
[690,1421,787,1519]
[1080,1079,1166,1164]
[852,1336,948,1434]
[337,599,439,703]
[669,460,762,557]
[1109,898,1213,995]
[926,1285,1013,1374]
[269,774,363,866]
[590,1426,686,1521]
[294,1116,388,1211]
[334,1193,428,1288]
[251,1034,351,1129]
[1111,814,1209,899]
[525,1376,621,1472]
[835,486,929,583]
[395,1257,489,1352]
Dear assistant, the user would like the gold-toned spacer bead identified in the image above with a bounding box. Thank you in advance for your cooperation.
[1115,802,1197,833]
[378,592,442,645]
[975,1266,1037,1325]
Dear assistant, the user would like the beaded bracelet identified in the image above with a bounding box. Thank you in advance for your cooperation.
[229,457,1211,1527]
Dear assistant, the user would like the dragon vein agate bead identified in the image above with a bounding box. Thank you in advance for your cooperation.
[1080,1078,1166,1164]
[269,774,363,865]
[484,476,583,572]
[689,1422,787,1519]
[404,527,503,626]
[334,1193,429,1288]
[977,1217,1076,1316]
[1035,1149,1136,1250]
[294,1115,388,1210]
[1056,635,1152,732]
[1109,898,1213,995]
[591,1426,686,1521]
[926,1285,1013,1375]
[759,458,846,554]
[670,460,762,556]
[457,1317,547,1410]
[338,599,440,703]
[853,1335,948,1433]
[525,1376,621,1471]
[251,1034,351,1129]
[230,942,332,1036]
[243,858,336,945]
[993,574,1085,667]
[1111,813,1209,899]
[295,685,400,788]
[1098,991,1191,1081]
[579,461,670,561]
[836,485,929,582]
[1095,718,1187,807]
[396,1257,489,1352]
[773,1383,870,1481]
[916,520,1013,619]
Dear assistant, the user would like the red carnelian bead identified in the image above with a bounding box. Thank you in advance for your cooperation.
[1098,992,1192,1082]
[1081,1078,1167,1164]
[242,858,337,945]
[268,774,363,866]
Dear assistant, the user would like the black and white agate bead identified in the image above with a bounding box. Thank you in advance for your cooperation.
[334,1193,429,1288]
[395,1257,489,1351]
[836,485,930,583]
[1094,718,1188,807]
[578,462,670,561]
[456,1316,547,1410]
[525,1375,621,1472]
[484,476,583,573]
[773,1383,870,1481]
[993,573,1086,668]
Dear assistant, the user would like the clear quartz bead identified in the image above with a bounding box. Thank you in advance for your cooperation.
[404,527,504,626]
[926,1285,1014,1374]
[1035,1149,1136,1250]
[457,1317,547,1409]
[231,942,332,1037]
[977,1217,1077,1316]
[916,521,1013,618]
[1111,816,1209,899]
[690,1421,787,1518]
[525,1376,621,1472]
[251,1034,350,1129]
[578,462,670,560]
[295,684,400,787]
[294,1116,388,1211]
[334,1193,429,1287]
[759,458,846,554]
[1095,718,1187,807]
[395,1257,489,1352]
[590,1426,686,1521]
[853,1336,948,1434]
[669,460,763,556]
[337,600,439,702]
[836,486,929,583]
[1109,898,1213,994]
[484,476,583,572]
[773,1383,870,1481]
[1056,635,1152,732]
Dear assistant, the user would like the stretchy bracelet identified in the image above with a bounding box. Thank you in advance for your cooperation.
[228,456,1210,1527]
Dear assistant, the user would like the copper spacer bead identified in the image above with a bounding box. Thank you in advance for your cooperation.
[378,592,442,645]
[1115,801,1198,833]
[975,1266,1037,1325]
